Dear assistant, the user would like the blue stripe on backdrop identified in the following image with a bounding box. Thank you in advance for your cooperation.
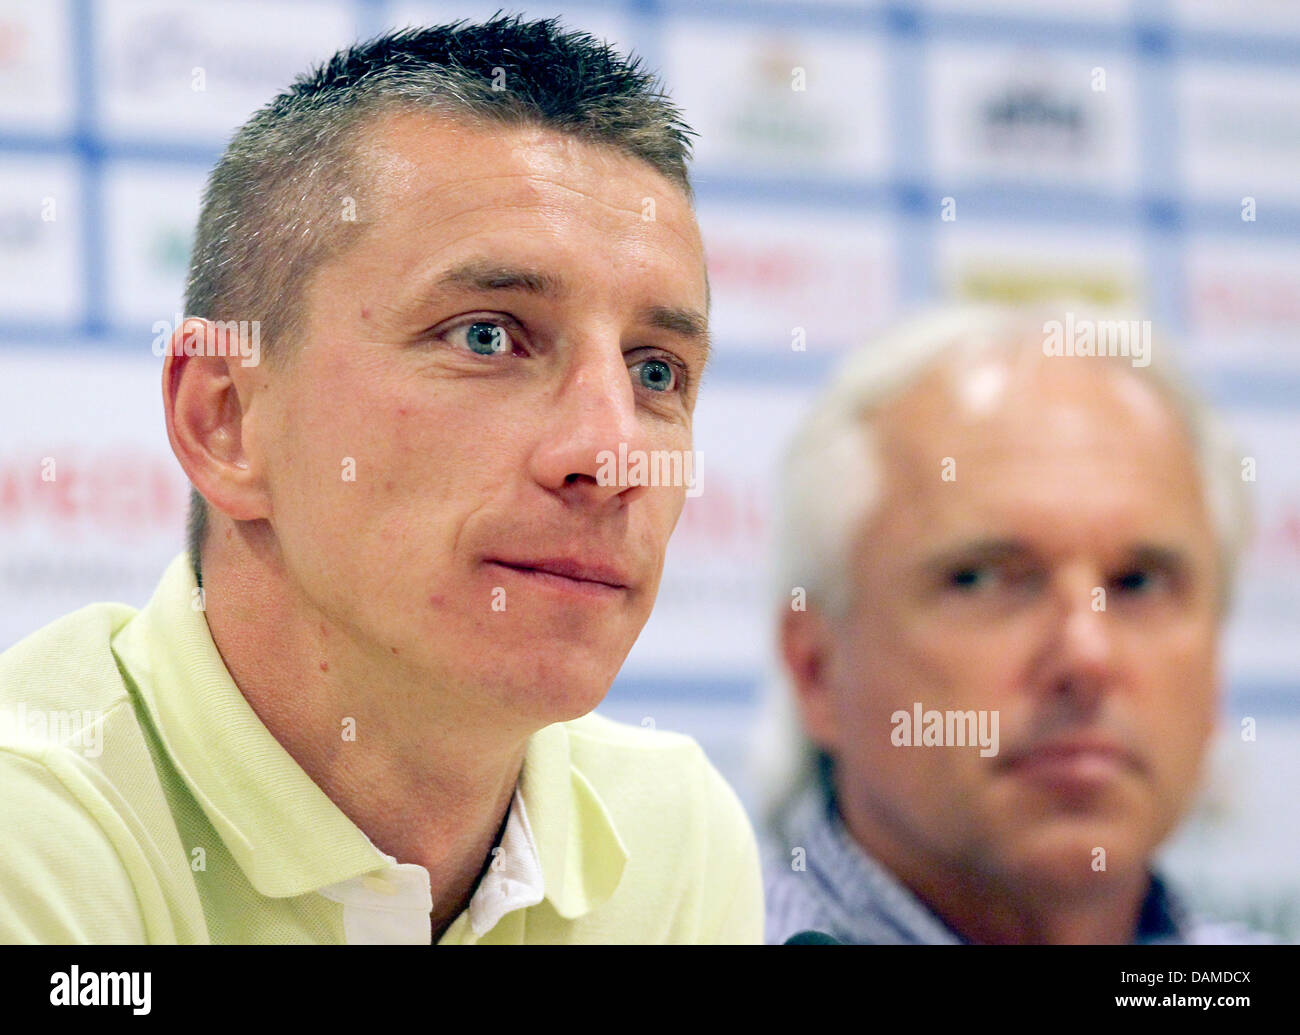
[886,13,933,306]
[71,0,102,336]
[653,0,1300,64]
[607,672,1300,716]
[1137,4,1183,334]
[1175,27,1300,66]
[0,132,221,165]
[353,0,390,40]
[656,0,890,35]
[609,675,756,704]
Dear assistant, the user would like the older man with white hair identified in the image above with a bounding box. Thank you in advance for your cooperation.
[758,305,1262,945]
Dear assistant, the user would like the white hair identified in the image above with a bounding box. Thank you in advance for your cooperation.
[751,302,1255,838]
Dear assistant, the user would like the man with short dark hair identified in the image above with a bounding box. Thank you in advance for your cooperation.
[0,16,761,945]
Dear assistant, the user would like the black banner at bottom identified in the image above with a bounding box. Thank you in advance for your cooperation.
[0,944,1287,1023]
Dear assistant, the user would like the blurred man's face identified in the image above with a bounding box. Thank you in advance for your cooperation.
[245,112,708,728]
[802,347,1221,896]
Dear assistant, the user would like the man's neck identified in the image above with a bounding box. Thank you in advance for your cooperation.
[200,540,531,938]
[835,790,1149,945]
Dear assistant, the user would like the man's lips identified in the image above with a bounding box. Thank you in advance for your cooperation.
[998,737,1144,779]
[485,558,632,594]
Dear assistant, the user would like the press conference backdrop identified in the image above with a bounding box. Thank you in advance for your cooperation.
[2,0,1298,938]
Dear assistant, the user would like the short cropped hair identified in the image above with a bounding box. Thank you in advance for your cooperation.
[181,15,697,582]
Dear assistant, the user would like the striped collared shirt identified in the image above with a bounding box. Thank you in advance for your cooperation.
[762,773,1266,945]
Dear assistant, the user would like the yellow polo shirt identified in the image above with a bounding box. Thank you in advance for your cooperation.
[0,554,763,944]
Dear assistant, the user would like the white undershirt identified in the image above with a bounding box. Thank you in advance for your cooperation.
[315,788,546,944]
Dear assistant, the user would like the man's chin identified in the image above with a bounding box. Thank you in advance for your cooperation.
[998,815,1159,890]
[475,654,624,725]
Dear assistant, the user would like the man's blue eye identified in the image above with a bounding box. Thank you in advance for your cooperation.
[1115,570,1152,592]
[465,321,509,355]
[951,567,988,590]
[636,358,676,392]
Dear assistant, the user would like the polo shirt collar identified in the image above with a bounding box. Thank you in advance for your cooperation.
[112,554,388,897]
[518,721,628,919]
[111,553,627,923]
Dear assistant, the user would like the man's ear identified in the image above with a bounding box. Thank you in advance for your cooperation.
[162,317,272,524]
[779,606,840,754]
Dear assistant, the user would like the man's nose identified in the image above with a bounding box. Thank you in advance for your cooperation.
[527,340,652,504]
[1036,568,1120,704]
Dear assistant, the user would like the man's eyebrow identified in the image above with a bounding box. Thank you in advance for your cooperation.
[642,304,708,340]
[1123,544,1194,576]
[923,538,1029,571]
[921,539,1197,577]
[437,261,566,296]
